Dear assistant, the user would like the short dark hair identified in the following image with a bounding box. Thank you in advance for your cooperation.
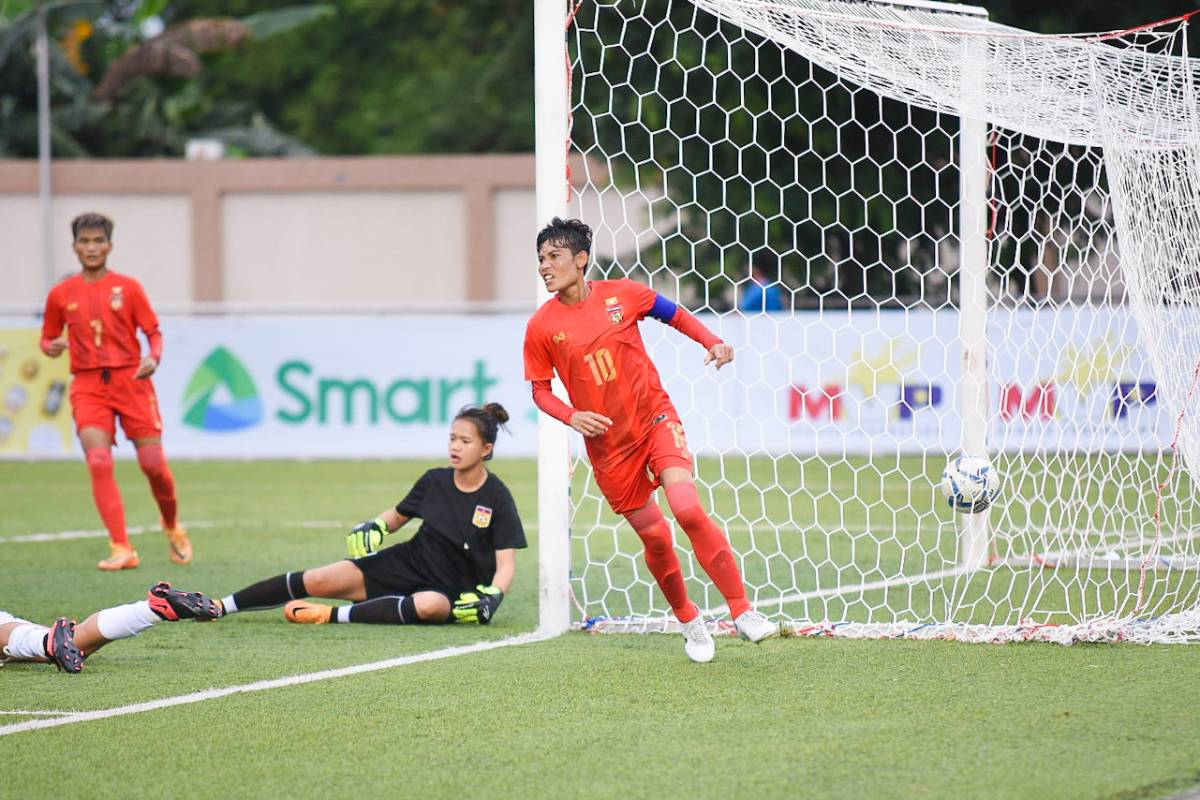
[71,213,114,241]
[455,402,510,461]
[536,217,592,256]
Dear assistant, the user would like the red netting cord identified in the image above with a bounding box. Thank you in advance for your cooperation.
[1134,359,1200,614]
[563,1,586,203]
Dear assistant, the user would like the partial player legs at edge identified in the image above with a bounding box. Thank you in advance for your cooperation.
[0,582,220,674]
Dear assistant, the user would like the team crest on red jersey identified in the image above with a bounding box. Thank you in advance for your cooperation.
[110,286,124,310]
[472,505,493,528]
[604,296,624,325]
[67,301,78,311]
[552,331,568,345]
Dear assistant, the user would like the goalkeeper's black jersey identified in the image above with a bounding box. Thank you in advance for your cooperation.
[393,468,526,591]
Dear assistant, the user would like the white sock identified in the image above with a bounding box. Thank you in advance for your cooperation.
[336,606,352,623]
[221,595,238,614]
[3,623,50,660]
[95,601,160,641]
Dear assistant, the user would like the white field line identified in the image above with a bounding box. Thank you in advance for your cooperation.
[700,564,971,617]
[0,520,348,544]
[0,628,558,738]
[0,710,74,716]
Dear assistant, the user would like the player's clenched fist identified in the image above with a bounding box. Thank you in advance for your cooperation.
[569,410,613,438]
[346,518,388,558]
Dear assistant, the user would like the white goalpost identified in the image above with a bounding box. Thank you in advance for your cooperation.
[535,0,1200,643]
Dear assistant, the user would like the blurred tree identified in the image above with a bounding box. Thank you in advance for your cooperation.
[175,0,535,155]
[0,2,331,157]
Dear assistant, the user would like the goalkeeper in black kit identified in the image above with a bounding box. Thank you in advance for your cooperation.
[201,404,526,626]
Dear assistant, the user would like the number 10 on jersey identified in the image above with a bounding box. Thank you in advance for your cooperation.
[584,348,618,386]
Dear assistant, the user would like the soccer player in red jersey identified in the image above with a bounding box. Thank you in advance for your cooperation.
[524,218,779,662]
[40,213,193,571]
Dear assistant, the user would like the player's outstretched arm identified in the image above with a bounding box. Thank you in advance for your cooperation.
[644,292,733,369]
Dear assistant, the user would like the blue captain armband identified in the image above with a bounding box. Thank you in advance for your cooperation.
[648,294,678,324]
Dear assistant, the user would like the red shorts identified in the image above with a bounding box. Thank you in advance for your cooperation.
[70,367,164,441]
[592,417,693,515]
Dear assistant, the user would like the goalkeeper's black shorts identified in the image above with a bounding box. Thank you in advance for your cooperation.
[350,541,457,601]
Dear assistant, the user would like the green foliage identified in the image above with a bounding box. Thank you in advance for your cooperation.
[0,1,331,158]
[183,0,535,154]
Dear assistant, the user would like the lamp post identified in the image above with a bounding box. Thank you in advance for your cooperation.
[36,2,53,298]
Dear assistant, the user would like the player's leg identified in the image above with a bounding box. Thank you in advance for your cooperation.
[123,373,191,565]
[599,457,713,661]
[622,500,695,622]
[131,436,191,564]
[71,582,223,657]
[287,591,453,625]
[219,560,368,616]
[0,614,84,673]
[660,466,779,642]
[653,421,779,642]
[77,415,138,570]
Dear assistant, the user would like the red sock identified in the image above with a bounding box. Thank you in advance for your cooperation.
[85,448,129,548]
[624,503,697,623]
[664,482,751,619]
[136,444,178,528]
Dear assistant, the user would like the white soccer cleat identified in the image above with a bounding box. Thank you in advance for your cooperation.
[681,616,715,663]
[734,610,780,643]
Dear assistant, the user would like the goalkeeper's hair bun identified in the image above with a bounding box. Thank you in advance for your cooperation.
[455,403,510,460]
[483,402,510,426]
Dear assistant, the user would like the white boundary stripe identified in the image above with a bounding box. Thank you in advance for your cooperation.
[0,710,74,716]
[0,520,351,544]
[0,629,556,738]
[0,522,220,544]
[700,564,971,616]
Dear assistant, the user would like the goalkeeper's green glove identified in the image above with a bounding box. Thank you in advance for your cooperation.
[346,518,388,558]
[452,584,504,625]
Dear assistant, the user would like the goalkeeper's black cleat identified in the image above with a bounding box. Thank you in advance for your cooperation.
[46,617,84,674]
[147,582,223,622]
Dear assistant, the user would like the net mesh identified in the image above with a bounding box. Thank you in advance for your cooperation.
[562,0,1200,643]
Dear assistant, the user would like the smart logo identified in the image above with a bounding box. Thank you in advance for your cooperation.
[182,347,264,432]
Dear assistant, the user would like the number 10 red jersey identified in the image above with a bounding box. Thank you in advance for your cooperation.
[524,279,679,468]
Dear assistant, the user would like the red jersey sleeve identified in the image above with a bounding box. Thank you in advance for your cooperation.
[40,284,65,352]
[531,379,577,424]
[523,317,555,382]
[623,279,658,320]
[129,279,163,361]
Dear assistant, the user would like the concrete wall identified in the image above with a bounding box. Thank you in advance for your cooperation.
[0,156,546,310]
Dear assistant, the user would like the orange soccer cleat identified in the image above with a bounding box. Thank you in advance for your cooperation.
[284,600,334,625]
[97,544,140,571]
[163,521,193,565]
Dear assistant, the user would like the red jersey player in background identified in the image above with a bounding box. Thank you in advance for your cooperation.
[41,212,193,571]
[524,217,778,663]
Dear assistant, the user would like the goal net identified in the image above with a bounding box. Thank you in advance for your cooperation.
[548,0,1200,643]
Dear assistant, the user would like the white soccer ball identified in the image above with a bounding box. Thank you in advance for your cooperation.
[940,456,1000,514]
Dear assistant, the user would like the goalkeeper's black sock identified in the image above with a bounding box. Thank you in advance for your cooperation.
[344,595,419,624]
[226,571,308,613]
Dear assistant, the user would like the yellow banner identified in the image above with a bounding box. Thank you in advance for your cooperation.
[0,330,74,455]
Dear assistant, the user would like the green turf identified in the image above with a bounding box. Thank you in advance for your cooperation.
[2,459,1200,799]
